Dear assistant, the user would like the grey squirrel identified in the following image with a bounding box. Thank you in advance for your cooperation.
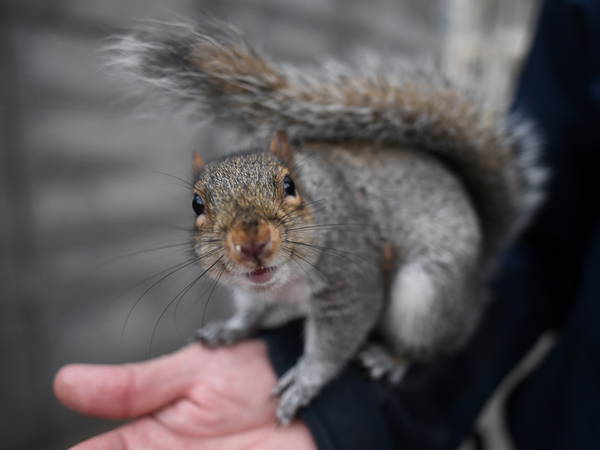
[109,20,546,424]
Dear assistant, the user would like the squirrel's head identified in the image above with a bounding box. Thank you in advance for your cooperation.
[191,131,318,290]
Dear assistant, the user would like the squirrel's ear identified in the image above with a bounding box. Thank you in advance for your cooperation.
[269,130,294,166]
[192,151,205,176]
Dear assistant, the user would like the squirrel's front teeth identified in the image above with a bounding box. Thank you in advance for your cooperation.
[247,266,276,284]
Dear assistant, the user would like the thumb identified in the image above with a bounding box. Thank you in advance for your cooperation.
[54,345,203,419]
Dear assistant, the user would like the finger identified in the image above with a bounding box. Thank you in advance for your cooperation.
[55,345,203,419]
[70,428,127,450]
[69,416,175,450]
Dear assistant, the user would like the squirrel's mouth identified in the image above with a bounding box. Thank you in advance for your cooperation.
[246,266,277,284]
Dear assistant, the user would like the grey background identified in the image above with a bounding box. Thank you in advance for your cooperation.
[0,1,538,448]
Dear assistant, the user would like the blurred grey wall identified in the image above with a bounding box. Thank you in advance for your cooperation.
[0,1,537,448]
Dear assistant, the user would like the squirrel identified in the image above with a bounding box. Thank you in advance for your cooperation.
[108,20,546,425]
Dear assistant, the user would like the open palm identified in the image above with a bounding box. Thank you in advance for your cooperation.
[54,341,316,449]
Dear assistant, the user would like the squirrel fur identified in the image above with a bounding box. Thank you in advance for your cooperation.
[109,20,546,424]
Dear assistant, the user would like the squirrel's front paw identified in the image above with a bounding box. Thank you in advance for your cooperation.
[272,360,327,425]
[194,321,250,347]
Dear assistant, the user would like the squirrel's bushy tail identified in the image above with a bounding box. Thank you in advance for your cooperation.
[108,20,546,263]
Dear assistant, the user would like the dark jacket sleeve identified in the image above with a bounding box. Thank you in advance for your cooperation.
[504,0,600,448]
[264,0,600,448]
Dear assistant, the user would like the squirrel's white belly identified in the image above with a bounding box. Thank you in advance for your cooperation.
[233,277,313,329]
[262,277,312,327]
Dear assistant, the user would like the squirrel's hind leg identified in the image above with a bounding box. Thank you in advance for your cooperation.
[380,258,480,360]
[357,342,408,384]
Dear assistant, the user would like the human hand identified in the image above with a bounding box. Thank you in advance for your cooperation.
[54,340,317,449]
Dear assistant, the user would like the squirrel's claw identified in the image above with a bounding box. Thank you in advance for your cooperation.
[271,365,297,397]
[276,377,320,425]
[194,321,250,347]
[357,343,408,384]
[272,359,327,425]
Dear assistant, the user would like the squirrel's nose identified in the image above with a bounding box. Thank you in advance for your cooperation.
[240,240,268,259]
[227,220,281,266]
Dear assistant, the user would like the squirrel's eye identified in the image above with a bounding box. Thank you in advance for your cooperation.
[283,175,296,197]
[193,194,205,216]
